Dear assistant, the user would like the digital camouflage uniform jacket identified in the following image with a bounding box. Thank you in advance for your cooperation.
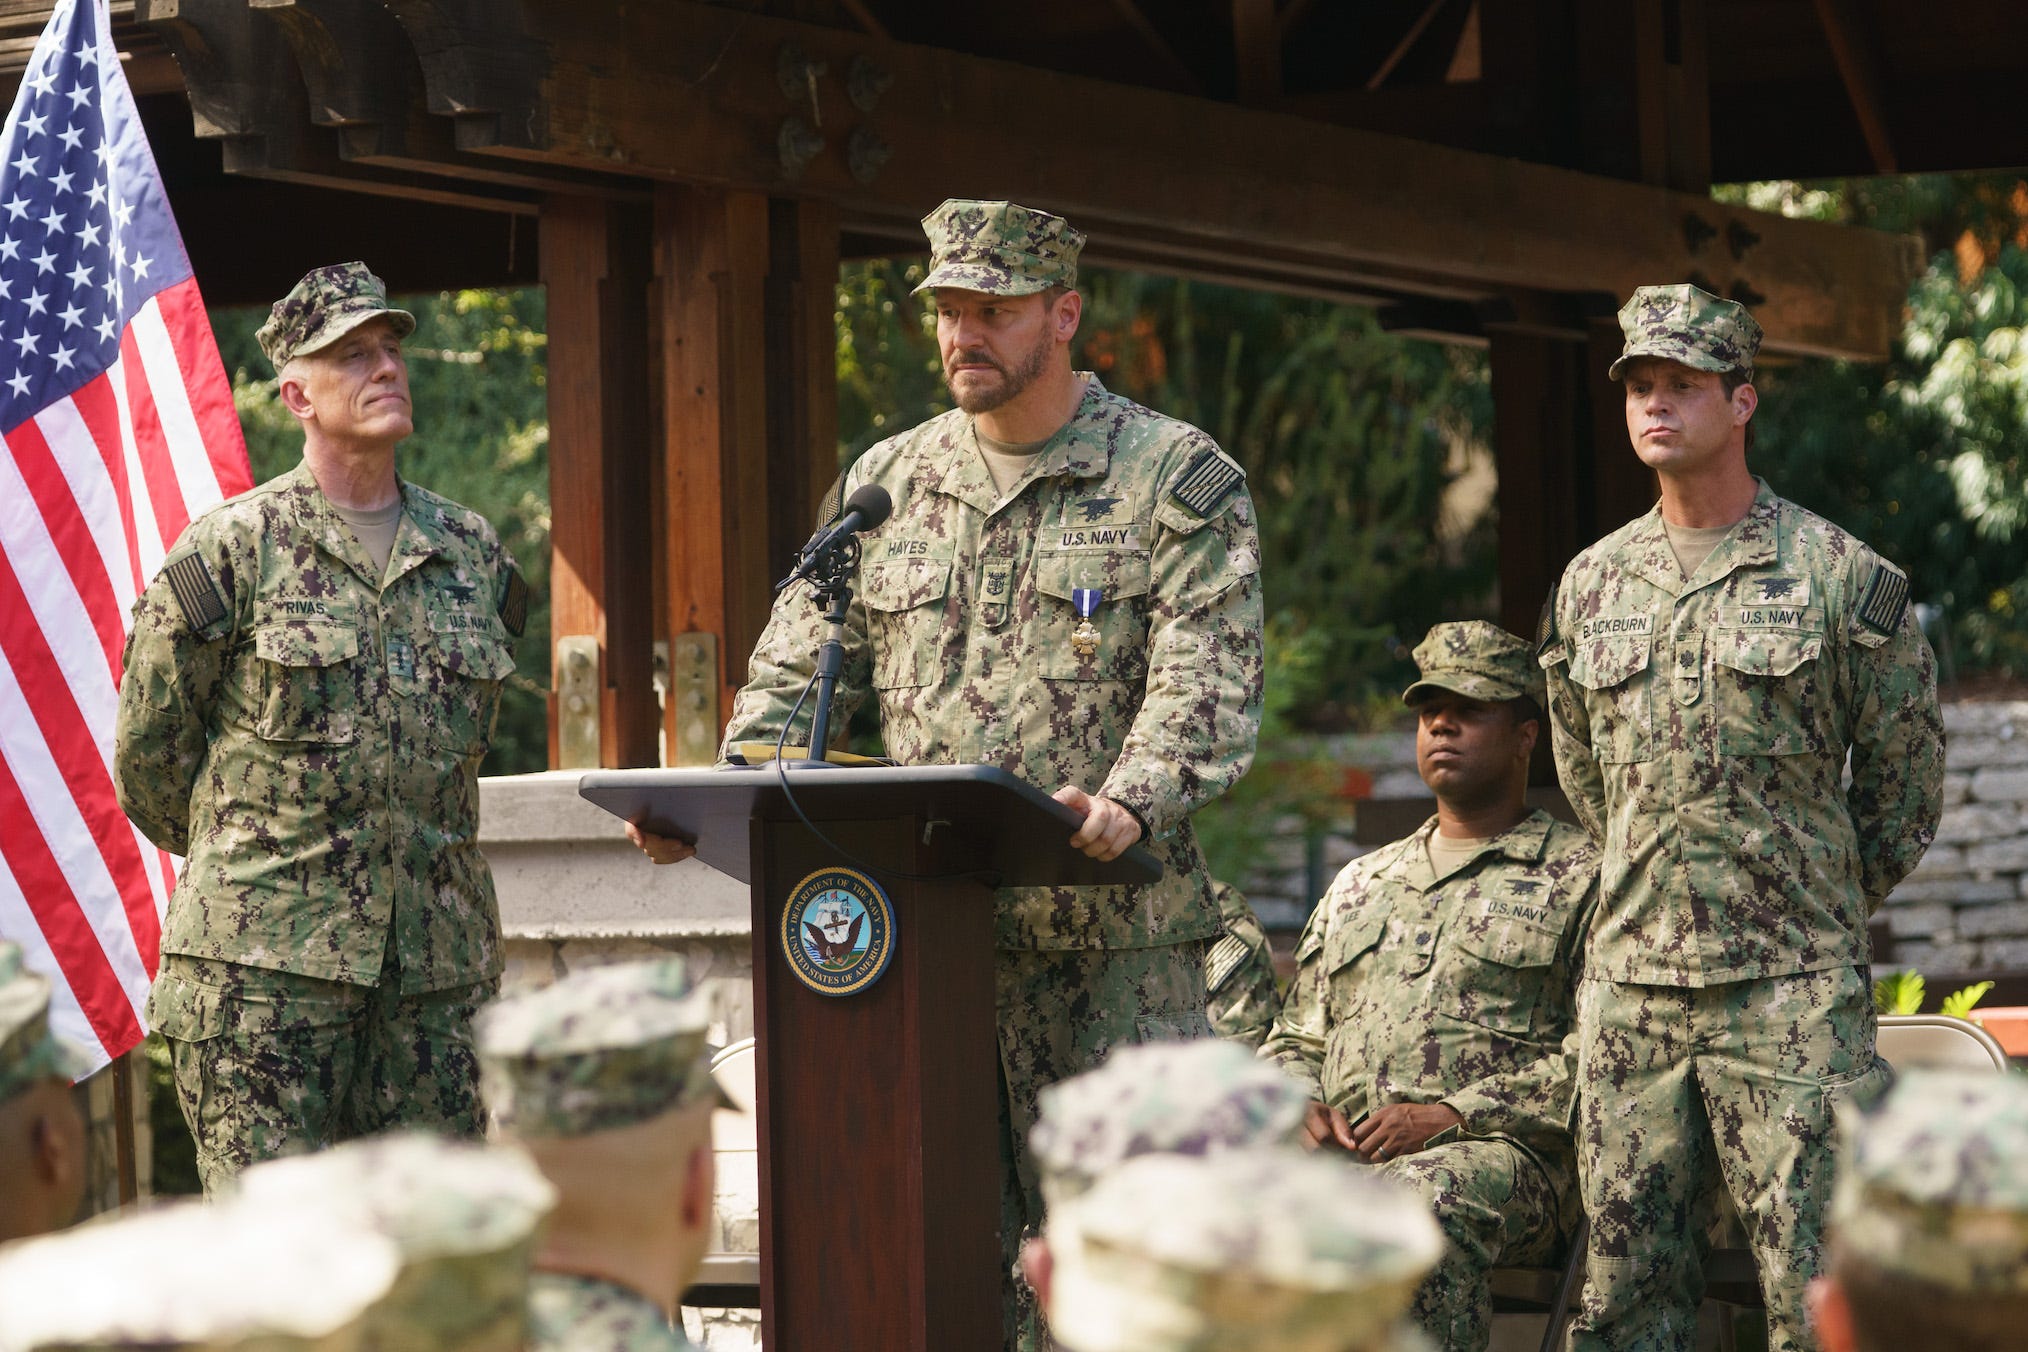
[722,377,1264,950]
[1259,811,1597,1213]
[527,1272,694,1351]
[115,461,522,992]
[1540,481,1945,987]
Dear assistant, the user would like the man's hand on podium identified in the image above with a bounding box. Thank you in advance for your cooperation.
[625,821,697,865]
[1053,786,1143,862]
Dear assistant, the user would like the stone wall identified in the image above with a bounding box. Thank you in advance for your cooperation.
[1226,701,2028,978]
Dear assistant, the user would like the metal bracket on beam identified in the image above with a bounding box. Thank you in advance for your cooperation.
[555,634,601,769]
[669,632,720,768]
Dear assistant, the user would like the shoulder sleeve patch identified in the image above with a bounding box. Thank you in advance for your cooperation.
[1205,931,1253,995]
[499,566,530,639]
[815,469,847,532]
[1856,557,1910,637]
[1169,446,1245,519]
[1535,583,1558,657]
[162,552,226,635]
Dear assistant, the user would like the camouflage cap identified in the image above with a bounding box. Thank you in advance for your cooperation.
[234,1133,555,1352]
[1402,621,1543,709]
[1608,282,1763,380]
[256,262,416,372]
[0,1197,400,1351]
[1029,1040,1309,1212]
[912,199,1086,297]
[1829,1069,2028,1294]
[0,941,92,1105]
[1044,1148,1444,1352]
[476,957,729,1139]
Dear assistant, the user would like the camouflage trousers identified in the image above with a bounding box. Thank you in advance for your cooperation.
[148,954,496,1196]
[1569,968,1886,1352]
[996,940,1212,1352]
[1378,1137,1565,1352]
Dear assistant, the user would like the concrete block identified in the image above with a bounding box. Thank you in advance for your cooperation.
[499,939,564,996]
[1943,700,2028,739]
[1883,903,1954,938]
[1933,804,2023,846]
[1965,837,2028,874]
[1890,940,1980,973]
[1956,903,2028,940]
[1975,937,2028,970]
[1903,844,1966,881]
[1368,770,1430,799]
[1971,767,2028,804]
[1884,877,2018,905]
[1944,776,1972,807]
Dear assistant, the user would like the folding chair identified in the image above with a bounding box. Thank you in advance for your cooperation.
[1489,1215,1589,1352]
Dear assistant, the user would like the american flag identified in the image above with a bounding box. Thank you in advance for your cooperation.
[0,0,250,1071]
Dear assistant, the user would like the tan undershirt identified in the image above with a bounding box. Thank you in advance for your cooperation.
[1662,519,1735,580]
[977,430,1051,496]
[1427,831,1492,878]
[331,499,402,579]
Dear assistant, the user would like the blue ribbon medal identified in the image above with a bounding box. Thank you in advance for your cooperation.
[1071,587,1104,659]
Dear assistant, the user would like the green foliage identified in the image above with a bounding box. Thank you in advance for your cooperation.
[1717,174,2028,681]
[1873,970,1994,1020]
[835,258,947,467]
[1191,611,1345,882]
[1874,969,1926,1016]
[1941,980,1996,1021]
[210,289,553,774]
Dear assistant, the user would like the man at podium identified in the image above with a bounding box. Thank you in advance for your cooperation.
[635,199,1263,1346]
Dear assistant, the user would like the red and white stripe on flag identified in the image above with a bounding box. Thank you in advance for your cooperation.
[0,0,251,1073]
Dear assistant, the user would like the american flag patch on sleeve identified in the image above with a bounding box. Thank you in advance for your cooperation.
[1169,448,1245,517]
[163,553,226,635]
[1206,932,1251,994]
[1857,559,1910,636]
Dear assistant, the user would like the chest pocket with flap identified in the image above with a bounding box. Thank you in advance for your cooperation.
[422,619,517,756]
[1034,550,1153,681]
[253,622,361,743]
[860,556,952,690]
[1711,621,1828,756]
[1564,636,1654,764]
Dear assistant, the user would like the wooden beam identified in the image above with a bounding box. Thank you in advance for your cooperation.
[655,185,775,735]
[1367,0,1449,93]
[540,196,659,769]
[1230,0,1279,107]
[426,0,1914,360]
[1104,0,1201,95]
[1811,0,1898,175]
[764,197,842,575]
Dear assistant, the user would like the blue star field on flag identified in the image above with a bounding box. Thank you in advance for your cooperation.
[0,0,190,433]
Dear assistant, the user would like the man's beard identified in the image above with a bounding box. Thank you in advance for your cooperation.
[945,330,1052,414]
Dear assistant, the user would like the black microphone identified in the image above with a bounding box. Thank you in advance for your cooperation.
[780,484,892,588]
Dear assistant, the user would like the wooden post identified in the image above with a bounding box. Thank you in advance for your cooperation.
[1489,329,1584,642]
[655,186,775,740]
[539,195,659,768]
[764,198,842,567]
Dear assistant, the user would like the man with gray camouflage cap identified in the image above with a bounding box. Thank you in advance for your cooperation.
[476,957,728,1350]
[1030,1147,1444,1352]
[1809,1070,2028,1352]
[1026,1037,1309,1214]
[1260,620,1596,1352]
[1539,284,1945,1351]
[634,199,1263,1348]
[0,941,89,1241]
[115,262,527,1192]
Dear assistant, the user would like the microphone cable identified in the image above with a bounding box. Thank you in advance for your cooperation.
[769,668,1004,888]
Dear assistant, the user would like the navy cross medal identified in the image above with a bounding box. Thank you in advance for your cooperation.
[1071,587,1103,659]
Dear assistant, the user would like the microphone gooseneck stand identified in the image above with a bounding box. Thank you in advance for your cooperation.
[797,534,857,767]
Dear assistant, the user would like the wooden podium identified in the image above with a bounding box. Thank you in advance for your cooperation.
[579,765,1161,1351]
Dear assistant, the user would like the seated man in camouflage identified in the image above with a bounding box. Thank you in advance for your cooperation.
[477,958,729,1351]
[0,941,89,1243]
[1033,1147,1444,1352]
[1809,1069,2028,1352]
[1259,621,1598,1352]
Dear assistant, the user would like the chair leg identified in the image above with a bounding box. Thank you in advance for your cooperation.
[1539,1215,1589,1352]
